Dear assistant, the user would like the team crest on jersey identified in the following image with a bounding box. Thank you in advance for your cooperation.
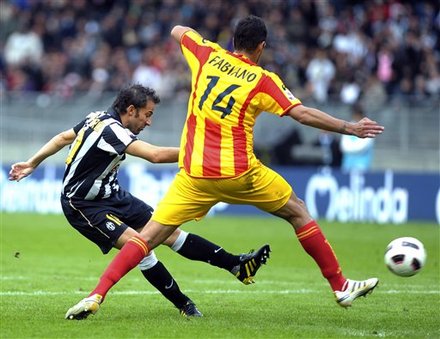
[282,85,296,100]
[106,221,116,231]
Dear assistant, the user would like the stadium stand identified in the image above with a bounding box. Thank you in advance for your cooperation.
[1,0,439,171]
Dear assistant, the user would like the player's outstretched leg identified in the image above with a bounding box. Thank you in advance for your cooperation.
[231,244,271,285]
[334,278,379,307]
[65,294,102,320]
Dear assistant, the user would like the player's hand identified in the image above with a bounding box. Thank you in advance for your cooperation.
[8,162,35,182]
[351,117,385,138]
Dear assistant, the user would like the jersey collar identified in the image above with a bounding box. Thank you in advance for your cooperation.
[226,51,257,66]
[107,107,122,123]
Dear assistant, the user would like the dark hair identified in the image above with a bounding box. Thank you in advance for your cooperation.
[112,84,160,114]
[233,15,267,52]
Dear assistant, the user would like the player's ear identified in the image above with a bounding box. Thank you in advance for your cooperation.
[257,41,266,53]
[255,41,265,56]
[126,105,136,116]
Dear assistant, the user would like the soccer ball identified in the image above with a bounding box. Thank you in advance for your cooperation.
[384,237,427,277]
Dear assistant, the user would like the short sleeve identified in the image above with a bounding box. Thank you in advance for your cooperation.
[257,72,302,116]
[73,119,86,134]
[98,123,137,155]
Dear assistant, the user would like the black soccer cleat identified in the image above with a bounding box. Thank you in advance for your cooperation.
[179,300,203,318]
[231,244,271,285]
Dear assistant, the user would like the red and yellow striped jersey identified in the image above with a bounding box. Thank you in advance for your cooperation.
[179,30,301,178]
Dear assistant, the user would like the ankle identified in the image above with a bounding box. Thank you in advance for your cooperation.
[340,280,349,292]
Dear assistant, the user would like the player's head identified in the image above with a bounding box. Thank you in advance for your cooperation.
[233,15,267,54]
[112,84,160,115]
[113,84,161,134]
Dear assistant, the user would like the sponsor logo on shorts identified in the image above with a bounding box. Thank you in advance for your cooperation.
[106,221,116,231]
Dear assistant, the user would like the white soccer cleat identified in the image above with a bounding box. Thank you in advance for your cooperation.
[65,294,102,320]
[335,278,379,308]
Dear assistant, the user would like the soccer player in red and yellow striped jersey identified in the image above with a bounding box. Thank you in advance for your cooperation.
[178,29,301,178]
[73,15,385,314]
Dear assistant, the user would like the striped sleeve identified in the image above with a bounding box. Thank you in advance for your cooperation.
[73,118,86,134]
[257,72,302,116]
[98,123,136,155]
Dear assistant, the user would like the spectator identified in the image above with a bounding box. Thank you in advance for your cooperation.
[132,49,164,95]
[4,17,43,66]
[340,73,361,105]
[359,74,387,113]
[306,48,335,103]
[376,44,394,93]
[340,105,375,172]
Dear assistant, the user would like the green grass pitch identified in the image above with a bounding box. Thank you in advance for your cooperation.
[1,213,439,338]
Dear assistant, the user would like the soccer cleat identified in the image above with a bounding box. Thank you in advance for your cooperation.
[335,278,379,308]
[231,244,271,285]
[179,300,203,318]
[65,294,102,320]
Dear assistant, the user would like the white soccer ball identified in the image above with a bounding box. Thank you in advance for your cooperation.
[384,237,427,277]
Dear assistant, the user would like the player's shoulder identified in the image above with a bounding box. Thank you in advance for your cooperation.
[184,30,222,50]
[85,111,123,131]
[261,68,293,91]
[260,67,283,81]
[85,110,106,120]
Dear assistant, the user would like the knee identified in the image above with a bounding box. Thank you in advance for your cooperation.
[283,197,311,227]
[297,198,308,211]
[291,195,309,213]
[162,229,179,247]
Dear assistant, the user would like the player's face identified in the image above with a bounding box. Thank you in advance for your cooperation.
[127,101,155,135]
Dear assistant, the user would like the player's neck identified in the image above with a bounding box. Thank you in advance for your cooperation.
[233,50,258,64]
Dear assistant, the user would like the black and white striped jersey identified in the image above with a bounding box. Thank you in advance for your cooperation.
[62,109,137,200]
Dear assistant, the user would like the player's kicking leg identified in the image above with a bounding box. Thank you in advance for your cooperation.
[167,231,271,285]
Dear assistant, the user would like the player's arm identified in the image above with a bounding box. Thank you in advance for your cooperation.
[8,128,77,182]
[170,25,197,43]
[286,105,384,138]
[126,139,179,163]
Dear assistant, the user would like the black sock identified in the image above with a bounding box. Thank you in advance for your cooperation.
[141,261,189,309]
[177,233,240,271]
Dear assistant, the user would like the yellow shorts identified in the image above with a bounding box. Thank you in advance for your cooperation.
[152,162,292,226]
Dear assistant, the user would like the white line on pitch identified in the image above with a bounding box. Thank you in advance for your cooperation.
[0,289,439,296]
[1,276,437,289]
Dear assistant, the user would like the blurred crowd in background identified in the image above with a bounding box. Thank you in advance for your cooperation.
[2,0,439,108]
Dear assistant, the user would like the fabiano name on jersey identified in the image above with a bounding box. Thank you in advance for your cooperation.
[208,55,257,83]
[207,55,297,102]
